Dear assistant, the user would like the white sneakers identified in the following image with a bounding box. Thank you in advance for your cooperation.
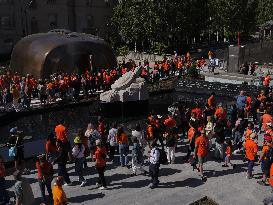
[98,186,106,190]
[80,181,87,187]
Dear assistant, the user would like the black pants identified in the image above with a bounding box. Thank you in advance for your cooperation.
[58,163,71,184]
[96,166,106,187]
[109,145,116,160]
[149,163,160,186]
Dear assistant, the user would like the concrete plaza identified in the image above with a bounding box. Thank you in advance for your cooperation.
[4,137,272,205]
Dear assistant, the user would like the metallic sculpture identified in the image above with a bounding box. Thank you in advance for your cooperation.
[10,30,117,78]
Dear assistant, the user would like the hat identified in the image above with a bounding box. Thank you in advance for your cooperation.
[10,127,18,134]
[95,139,101,146]
[74,137,82,144]
[9,127,22,134]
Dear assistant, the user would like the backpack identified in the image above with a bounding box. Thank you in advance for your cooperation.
[156,148,168,165]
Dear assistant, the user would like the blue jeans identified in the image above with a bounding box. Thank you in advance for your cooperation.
[75,157,85,182]
[0,177,9,203]
[119,144,128,166]
[38,178,53,203]
[248,160,254,176]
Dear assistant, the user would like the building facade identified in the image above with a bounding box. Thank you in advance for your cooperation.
[0,0,117,57]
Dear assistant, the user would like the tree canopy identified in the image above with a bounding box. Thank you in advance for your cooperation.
[111,0,272,51]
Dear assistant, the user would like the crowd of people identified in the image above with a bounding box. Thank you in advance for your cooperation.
[0,52,208,112]
[2,84,273,204]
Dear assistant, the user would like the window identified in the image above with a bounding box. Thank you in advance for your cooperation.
[48,14,58,29]
[86,0,92,6]
[87,15,94,27]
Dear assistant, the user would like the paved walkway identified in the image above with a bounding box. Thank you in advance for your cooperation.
[4,137,271,205]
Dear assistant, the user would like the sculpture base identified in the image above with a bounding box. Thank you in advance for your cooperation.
[100,100,149,118]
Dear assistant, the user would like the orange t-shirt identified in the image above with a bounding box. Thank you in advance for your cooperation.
[146,125,154,140]
[46,140,57,153]
[188,127,195,141]
[195,135,209,157]
[225,146,232,157]
[164,117,177,128]
[269,163,273,186]
[244,129,253,141]
[52,185,67,205]
[95,147,107,167]
[55,124,68,143]
[244,139,258,161]
[117,133,128,144]
[215,107,224,119]
[207,95,215,108]
[36,161,53,179]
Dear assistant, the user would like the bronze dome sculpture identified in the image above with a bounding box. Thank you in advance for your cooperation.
[10,30,117,78]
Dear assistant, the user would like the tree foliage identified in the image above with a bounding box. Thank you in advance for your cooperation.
[257,0,273,24]
[112,0,272,50]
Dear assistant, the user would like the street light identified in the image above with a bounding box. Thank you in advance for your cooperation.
[24,0,33,36]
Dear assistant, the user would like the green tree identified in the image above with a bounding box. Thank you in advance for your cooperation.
[209,0,257,40]
[112,0,163,50]
[257,0,273,24]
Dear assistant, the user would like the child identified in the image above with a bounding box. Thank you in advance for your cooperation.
[222,139,236,169]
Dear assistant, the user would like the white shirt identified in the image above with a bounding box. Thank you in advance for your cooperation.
[150,147,160,164]
[72,145,85,159]
[132,130,146,147]
[108,128,118,146]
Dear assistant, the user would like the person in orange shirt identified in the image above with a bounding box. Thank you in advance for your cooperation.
[244,122,255,141]
[95,139,107,189]
[52,176,68,205]
[194,128,209,180]
[116,127,129,167]
[36,154,53,204]
[214,103,225,120]
[258,135,272,186]
[45,133,57,163]
[222,139,236,169]
[244,133,258,179]
[263,74,271,87]
[261,110,273,130]
[207,92,216,109]
[164,115,177,128]
[55,119,68,144]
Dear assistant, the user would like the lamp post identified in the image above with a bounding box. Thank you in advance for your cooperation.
[24,0,33,36]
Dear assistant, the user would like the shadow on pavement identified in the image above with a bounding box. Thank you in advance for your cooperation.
[158,177,204,188]
[69,193,105,203]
